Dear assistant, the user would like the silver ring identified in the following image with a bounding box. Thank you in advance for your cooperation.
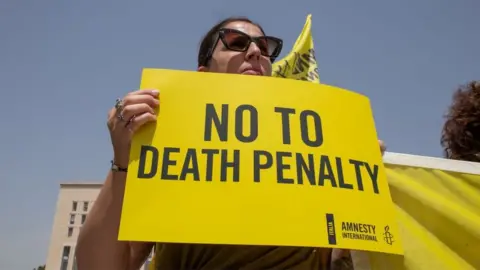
[115,98,125,121]
[117,113,125,121]
[115,98,124,110]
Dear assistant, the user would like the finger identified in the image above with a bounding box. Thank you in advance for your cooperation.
[127,112,157,132]
[108,107,116,121]
[107,108,119,129]
[123,94,159,109]
[121,103,156,121]
[126,89,160,97]
[378,140,386,155]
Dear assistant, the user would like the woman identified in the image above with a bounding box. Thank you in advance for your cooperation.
[76,16,385,270]
[441,80,480,162]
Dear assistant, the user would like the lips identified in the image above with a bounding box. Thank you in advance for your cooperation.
[241,68,263,76]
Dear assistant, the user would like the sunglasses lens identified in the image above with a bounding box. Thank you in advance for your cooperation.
[223,32,250,51]
[221,30,282,58]
[257,37,280,57]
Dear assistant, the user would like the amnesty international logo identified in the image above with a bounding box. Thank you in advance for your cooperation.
[383,226,394,245]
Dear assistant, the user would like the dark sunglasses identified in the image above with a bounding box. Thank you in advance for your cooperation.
[202,28,283,66]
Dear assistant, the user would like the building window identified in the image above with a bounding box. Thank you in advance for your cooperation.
[60,245,71,270]
[83,201,89,212]
[73,256,78,270]
[72,201,78,212]
[67,227,73,237]
[81,214,87,224]
[69,214,75,225]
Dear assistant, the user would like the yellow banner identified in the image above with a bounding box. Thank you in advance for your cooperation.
[356,155,480,269]
[118,68,402,255]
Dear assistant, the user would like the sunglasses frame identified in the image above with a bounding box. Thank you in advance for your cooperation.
[201,28,283,66]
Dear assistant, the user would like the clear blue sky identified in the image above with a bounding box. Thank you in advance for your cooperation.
[1,0,479,268]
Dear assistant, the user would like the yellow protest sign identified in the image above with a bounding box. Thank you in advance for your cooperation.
[118,68,403,255]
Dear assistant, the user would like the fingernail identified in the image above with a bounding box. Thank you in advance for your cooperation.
[151,89,159,96]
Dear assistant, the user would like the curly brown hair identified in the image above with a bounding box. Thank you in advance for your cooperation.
[441,81,480,162]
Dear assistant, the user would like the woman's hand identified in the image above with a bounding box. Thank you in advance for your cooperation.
[379,140,386,156]
[107,89,160,167]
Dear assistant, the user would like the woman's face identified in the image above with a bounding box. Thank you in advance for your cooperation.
[198,21,273,76]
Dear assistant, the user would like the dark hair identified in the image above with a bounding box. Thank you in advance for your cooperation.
[197,16,266,67]
[441,80,480,162]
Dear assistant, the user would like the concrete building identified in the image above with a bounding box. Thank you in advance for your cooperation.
[45,183,153,270]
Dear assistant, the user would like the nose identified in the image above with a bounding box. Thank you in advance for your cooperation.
[245,41,261,62]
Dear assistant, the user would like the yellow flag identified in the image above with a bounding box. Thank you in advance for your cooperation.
[272,14,320,83]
